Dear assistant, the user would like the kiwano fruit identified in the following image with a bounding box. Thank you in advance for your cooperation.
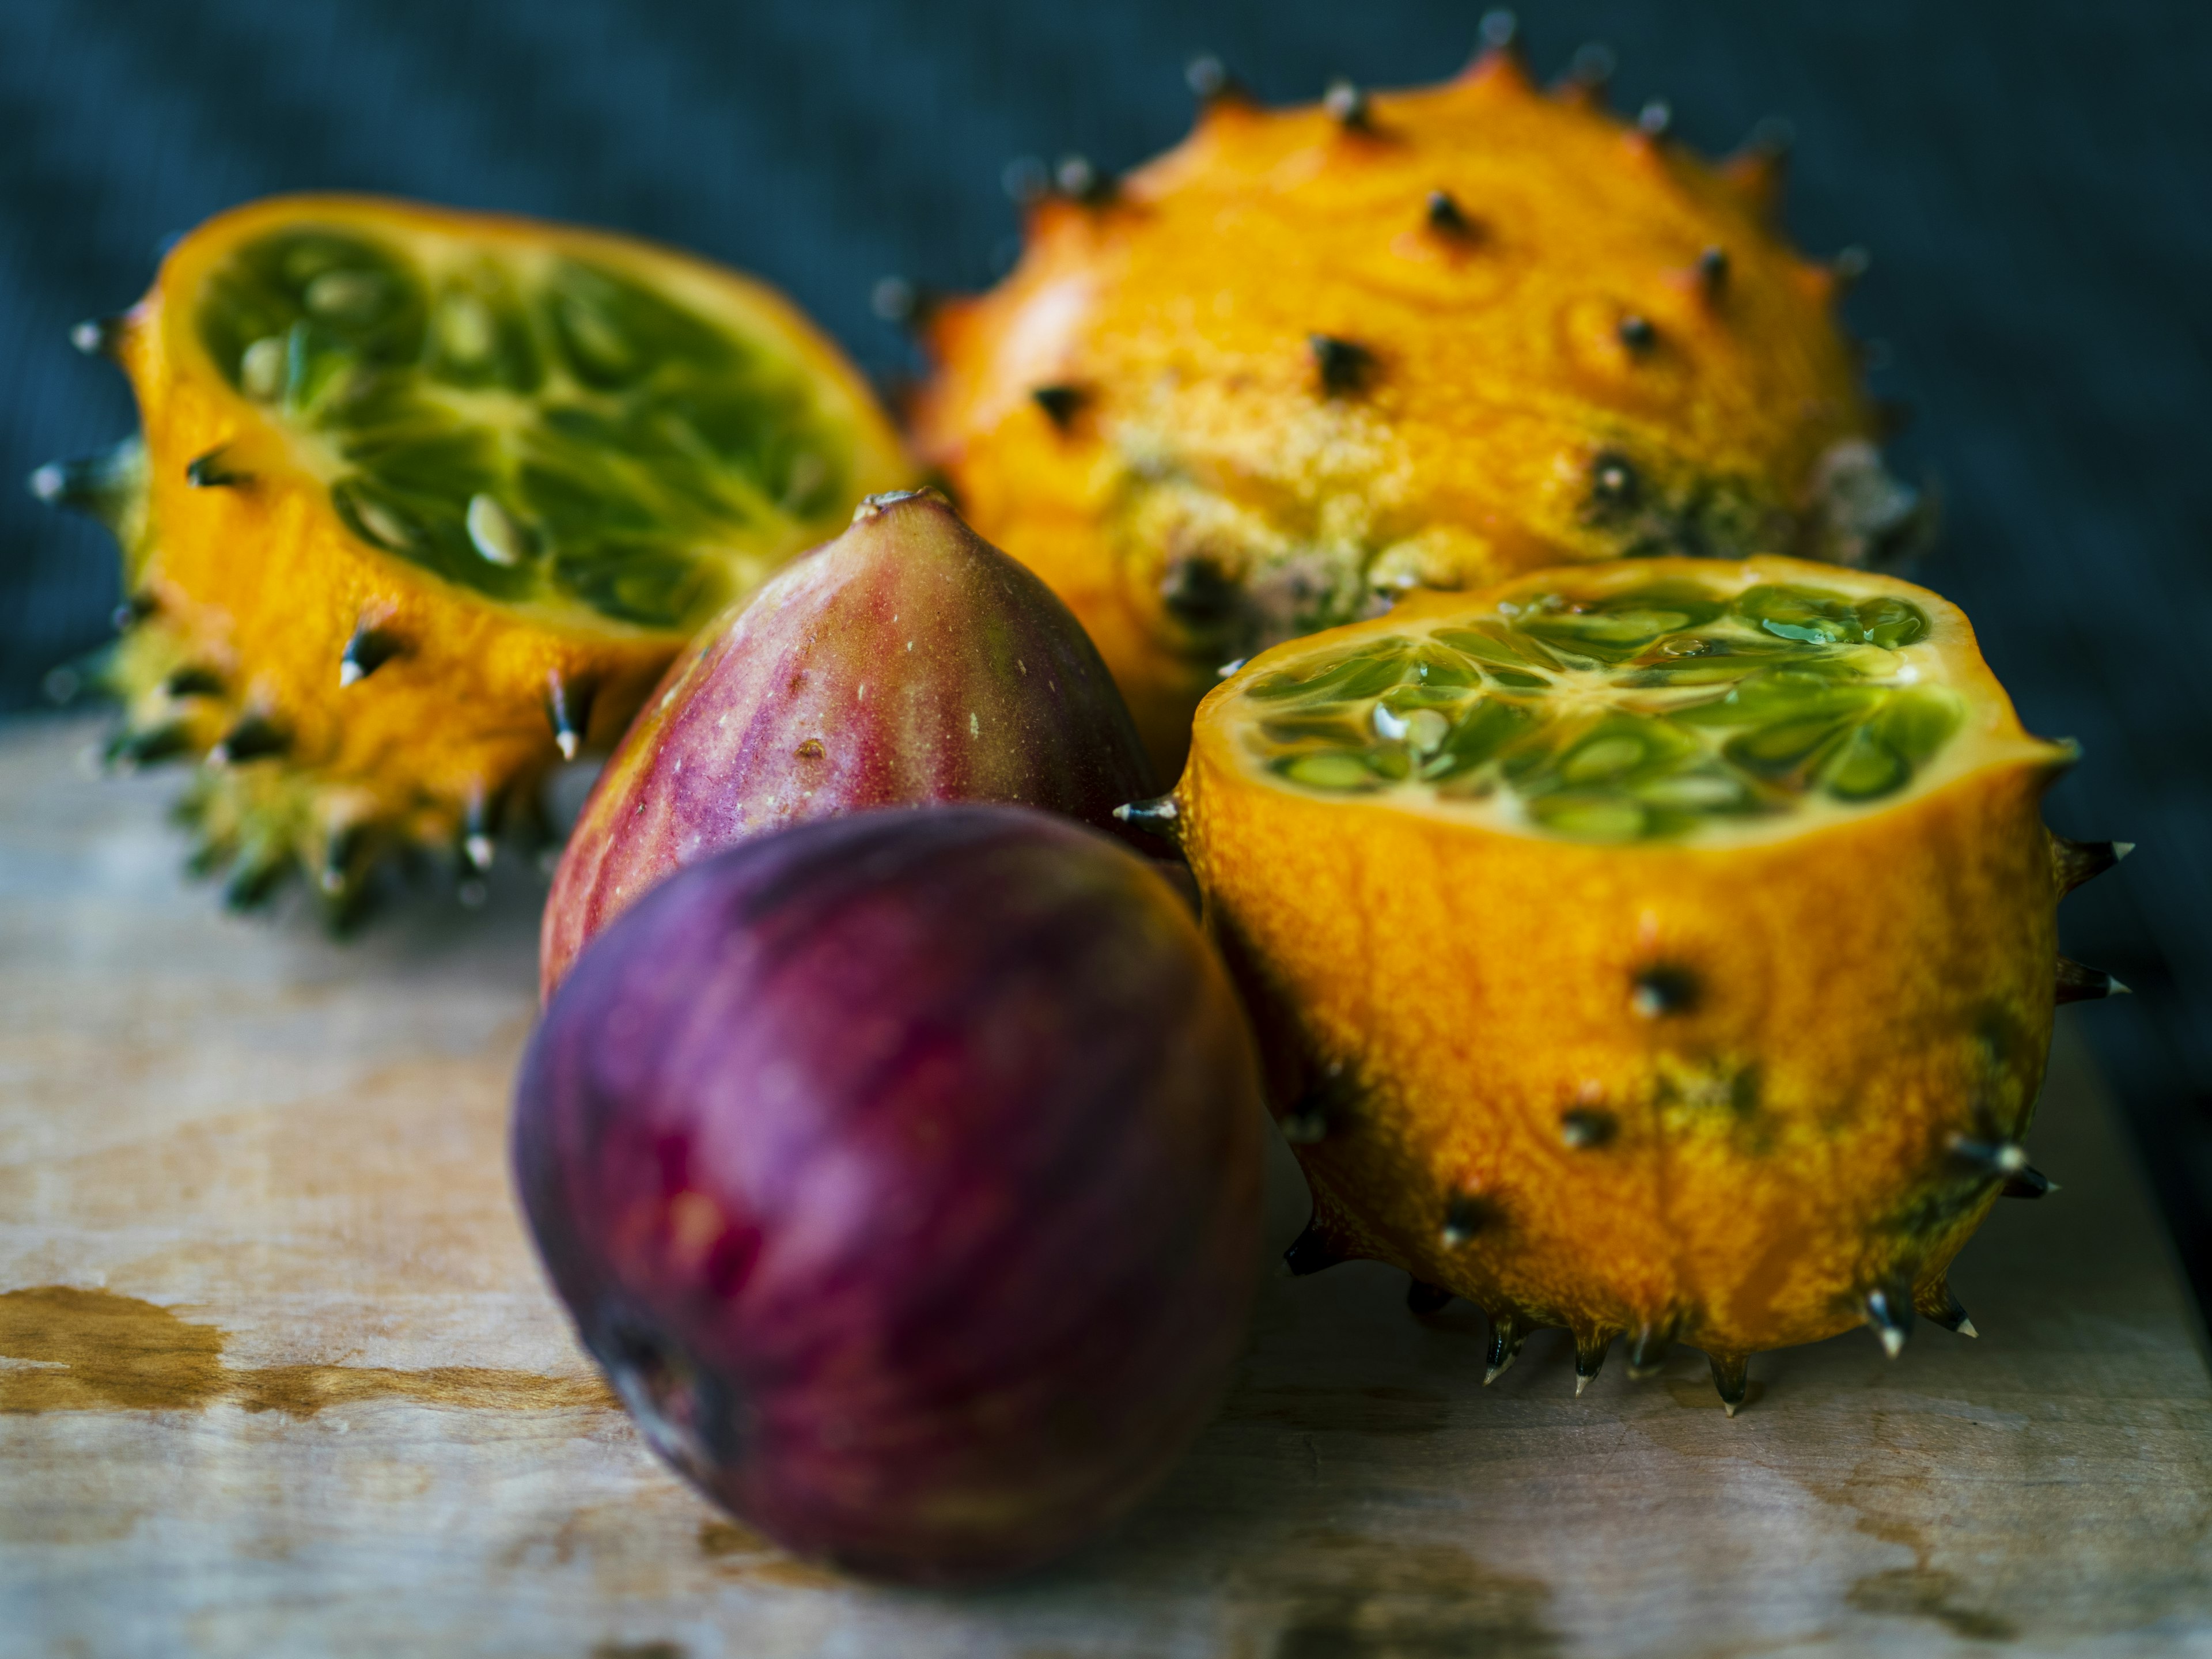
[35,195,910,922]
[911,29,1927,772]
[1138,555,2127,1411]
[514,805,1264,1583]
[540,487,1155,996]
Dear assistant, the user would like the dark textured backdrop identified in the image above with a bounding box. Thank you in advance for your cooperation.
[4,0,2207,1320]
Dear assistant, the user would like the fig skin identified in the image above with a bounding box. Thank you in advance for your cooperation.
[540,489,1157,998]
[513,805,1264,1585]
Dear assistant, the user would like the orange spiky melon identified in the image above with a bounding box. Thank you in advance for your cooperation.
[36,195,911,923]
[1137,555,2126,1409]
[911,38,1926,775]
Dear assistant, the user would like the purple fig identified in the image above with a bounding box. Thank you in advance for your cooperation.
[541,488,1157,997]
[513,805,1263,1584]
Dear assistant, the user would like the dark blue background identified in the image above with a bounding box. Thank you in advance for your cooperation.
[5,0,2207,1320]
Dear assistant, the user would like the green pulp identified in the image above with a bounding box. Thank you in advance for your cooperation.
[1243,579,1963,842]
[195,225,854,629]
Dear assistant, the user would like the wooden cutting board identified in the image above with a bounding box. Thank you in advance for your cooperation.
[3,712,2207,1658]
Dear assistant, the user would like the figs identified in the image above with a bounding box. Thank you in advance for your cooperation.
[540,488,1156,995]
[513,805,1264,1584]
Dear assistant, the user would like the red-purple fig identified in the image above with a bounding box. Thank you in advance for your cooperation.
[512,805,1263,1584]
[540,489,1157,997]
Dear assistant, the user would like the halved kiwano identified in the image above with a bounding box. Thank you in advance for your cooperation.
[56,195,911,922]
[1238,569,1968,842]
[1171,556,2124,1407]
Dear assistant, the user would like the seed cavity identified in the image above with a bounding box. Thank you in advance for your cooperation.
[1440,1192,1493,1247]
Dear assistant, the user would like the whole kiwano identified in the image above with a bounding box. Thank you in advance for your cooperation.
[540,488,1156,995]
[912,36,1930,774]
[513,806,1263,1584]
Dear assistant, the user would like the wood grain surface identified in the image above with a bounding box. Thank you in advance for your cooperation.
[2,712,2207,1659]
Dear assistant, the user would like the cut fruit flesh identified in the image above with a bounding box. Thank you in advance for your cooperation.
[1226,558,2054,847]
[192,214,870,633]
[58,195,912,923]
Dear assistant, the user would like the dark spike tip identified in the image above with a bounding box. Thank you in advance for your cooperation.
[1949,1131,2029,1180]
[1925,1285,1978,1338]
[1054,154,1115,205]
[1616,313,1657,353]
[70,315,128,358]
[104,722,195,771]
[1698,245,1730,298]
[869,276,939,331]
[1625,1324,1672,1380]
[1483,1309,1528,1385]
[1631,962,1699,1018]
[208,715,288,767]
[1309,333,1377,397]
[1439,1192,1493,1248]
[339,623,406,688]
[1111,794,1182,842]
[1590,449,1641,509]
[112,592,157,633]
[2055,956,2129,1003]
[1709,1353,1749,1416]
[1637,99,1673,138]
[163,665,224,699]
[1832,245,1873,289]
[185,446,249,489]
[29,453,118,513]
[1563,41,1615,96]
[1478,7,1520,55]
[2052,834,2132,896]
[1283,1221,1346,1278]
[1426,189,1476,238]
[1406,1279,1454,1316]
[224,852,294,914]
[1559,1105,1617,1149]
[1030,383,1086,431]
[1322,78,1372,131]
[2001,1165,2057,1200]
[1573,1334,1608,1396]
[1185,53,1246,105]
[546,672,591,763]
[1861,1286,1915,1358]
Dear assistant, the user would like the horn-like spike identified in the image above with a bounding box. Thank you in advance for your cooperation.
[104,722,195,771]
[1626,1321,1672,1380]
[1709,1352,1749,1416]
[1185,54,1248,108]
[1721,117,1793,217]
[163,665,224,699]
[70,315,128,358]
[224,847,292,914]
[339,622,405,688]
[2002,1165,2056,1200]
[1440,1192,1493,1247]
[1949,1131,2030,1179]
[1559,1106,1617,1149]
[1030,384,1085,430]
[1558,41,1615,105]
[2055,956,2129,1003]
[2051,834,2132,896]
[208,714,288,767]
[1636,99,1673,139]
[1862,1285,1915,1359]
[1483,1309,1528,1385]
[1283,1219,1346,1277]
[1574,1331,1609,1396]
[1923,1283,1978,1338]
[1426,189,1476,238]
[28,444,135,521]
[1309,333,1376,397]
[320,821,366,898]
[546,671,588,762]
[463,786,496,874]
[1407,1278,1453,1315]
[1054,154,1115,205]
[1111,793,1181,842]
[185,446,249,489]
[1322,78,1371,132]
[1698,245,1730,302]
